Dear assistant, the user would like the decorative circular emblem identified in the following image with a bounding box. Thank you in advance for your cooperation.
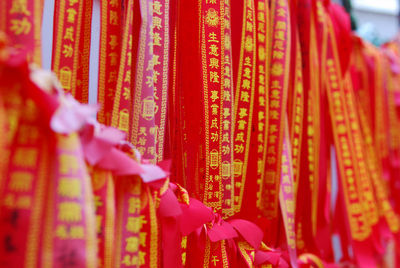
[205,8,219,27]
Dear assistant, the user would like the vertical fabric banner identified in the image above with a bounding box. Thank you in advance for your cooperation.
[152,0,171,163]
[221,0,235,218]
[232,0,256,213]
[97,0,122,125]
[111,0,135,137]
[52,0,92,103]
[280,120,297,268]
[261,0,291,225]
[0,99,51,268]
[42,133,97,268]
[114,176,142,268]
[254,0,270,213]
[199,0,225,213]
[0,0,44,66]
[90,168,116,268]
[129,0,156,162]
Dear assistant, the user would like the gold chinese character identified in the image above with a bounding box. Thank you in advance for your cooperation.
[222,145,230,155]
[70,225,84,239]
[109,52,118,66]
[152,16,162,30]
[285,200,294,213]
[110,0,119,7]
[9,171,33,192]
[273,40,284,50]
[126,216,141,233]
[246,21,253,32]
[271,63,283,76]
[10,0,31,15]
[62,44,74,58]
[59,154,79,175]
[209,44,219,56]
[109,34,118,50]
[210,90,219,102]
[69,0,78,5]
[66,8,77,23]
[276,21,286,30]
[222,133,229,143]
[55,225,68,239]
[208,32,219,43]
[138,137,146,146]
[13,148,37,168]
[58,202,82,222]
[126,236,139,253]
[152,1,162,15]
[259,95,265,106]
[122,255,138,266]
[210,71,220,83]
[17,125,39,144]
[128,197,141,214]
[272,50,284,59]
[234,144,244,154]
[211,104,219,115]
[270,99,279,108]
[258,33,265,43]
[274,30,285,41]
[277,8,286,17]
[110,10,119,25]
[64,27,75,41]
[122,87,130,100]
[237,120,247,130]
[16,195,31,209]
[108,70,117,83]
[240,91,249,102]
[239,108,248,119]
[139,251,146,265]
[245,36,253,52]
[235,132,244,142]
[211,132,218,142]
[211,118,218,129]
[58,178,81,198]
[222,119,230,130]
[139,232,147,246]
[10,17,31,35]
[242,79,250,89]
[243,67,251,79]
[153,32,162,46]
[209,58,219,69]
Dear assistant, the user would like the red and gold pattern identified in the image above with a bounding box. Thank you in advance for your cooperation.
[111,0,135,136]
[114,177,142,268]
[220,0,235,218]
[52,0,92,103]
[42,133,97,268]
[200,0,225,213]
[232,0,256,213]
[0,99,51,267]
[261,0,291,220]
[254,0,270,212]
[323,10,370,241]
[97,0,122,125]
[90,168,116,268]
[0,0,43,65]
